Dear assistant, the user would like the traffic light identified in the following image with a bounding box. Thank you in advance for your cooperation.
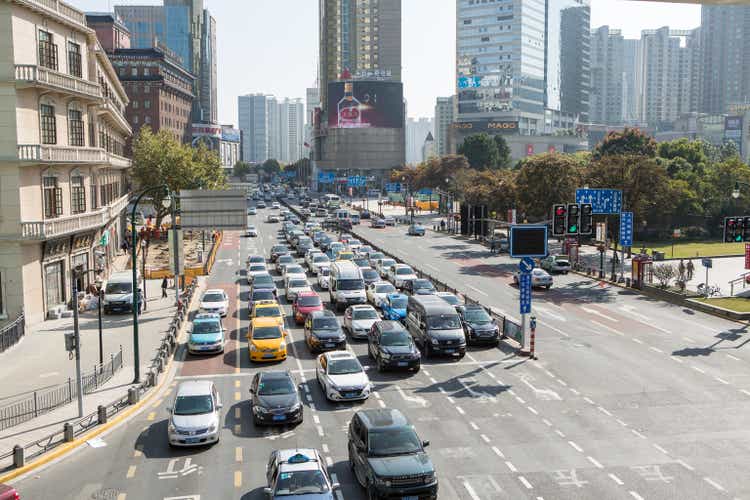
[579,203,593,235]
[725,217,740,242]
[566,203,580,235]
[744,217,750,242]
[552,204,566,237]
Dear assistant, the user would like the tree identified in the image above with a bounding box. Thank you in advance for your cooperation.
[233,161,252,178]
[261,159,282,179]
[458,133,499,170]
[514,153,583,219]
[592,127,657,159]
[652,264,676,288]
[493,135,512,169]
[131,128,225,225]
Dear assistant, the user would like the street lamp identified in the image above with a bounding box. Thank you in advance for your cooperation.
[130,184,170,384]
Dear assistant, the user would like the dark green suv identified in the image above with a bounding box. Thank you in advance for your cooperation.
[348,408,437,499]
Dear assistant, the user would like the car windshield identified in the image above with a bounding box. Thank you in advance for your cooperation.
[278,256,294,264]
[375,284,395,294]
[289,279,308,288]
[274,470,328,495]
[353,309,378,320]
[396,267,413,275]
[368,428,422,456]
[313,318,339,330]
[338,279,364,290]
[202,293,225,303]
[381,330,411,346]
[337,253,354,261]
[253,275,274,286]
[556,260,570,265]
[286,266,304,275]
[413,280,434,289]
[249,256,264,263]
[464,309,492,323]
[272,246,288,253]
[252,291,275,302]
[362,269,378,280]
[313,255,329,263]
[369,252,384,260]
[328,358,362,375]
[249,265,266,272]
[428,314,461,330]
[255,306,281,318]
[257,377,295,396]
[253,326,282,339]
[389,297,407,308]
[105,282,131,294]
[298,295,321,307]
[192,321,220,334]
[173,394,213,416]
[439,294,460,305]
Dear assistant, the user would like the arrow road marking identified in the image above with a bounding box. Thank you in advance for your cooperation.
[395,385,428,407]
[516,373,562,401]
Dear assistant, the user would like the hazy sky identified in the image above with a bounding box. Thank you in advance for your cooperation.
[69,0,701,124]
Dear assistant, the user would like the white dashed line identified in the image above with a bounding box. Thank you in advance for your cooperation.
[480,434,490,443]
[514,396,526,404]
[505,461,518,472]
[676,460,695,471]
[741,390,750,397]
[527,406,539,415]
[455,406,466,415]
[608,473,624,485]
[325,456,333,466]
[469,421,479,431]
[653,444,668,454]
[542,419,553,427]
[631,429,646,439]
[378,400,386,408]
[556,379,568,386]
[629,491,645,500]
[704,477,726,492]
[570,388,580,395]
[491,446,504,458]
[727,354,740,361]
[322,444,329,453]
[467,285,488,296]
[597,406,612,416]
[632,338,644,344]
[463,480,481,500]
[428,377,437,384]
[555,429,565,438]
[715,377,730,385]
[616,419,628,427]
[568,441,583,453]
[316,426,324,437]
[587,456,604,469]
[313,415,320,424]
[583,397,595,405]
[649,346,664,353]
[518,476,533,489]
[671,356,684,364]
[691,365,706,374]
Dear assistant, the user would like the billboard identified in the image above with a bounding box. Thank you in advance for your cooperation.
[327,81,404,129]
[192,123,222,139]
[221,126,241,143]
[450,120,519,135]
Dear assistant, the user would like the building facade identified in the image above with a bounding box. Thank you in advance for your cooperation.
[305,86,320,146]
[219,124,240,172]
[405,117,434,164]
[0,0,132,326]
[434,96,455,157]
[238,93,268,164]
[589,26,624,125]
[622,38,642,124]
[279,98,304,165]
[422,132,436,161]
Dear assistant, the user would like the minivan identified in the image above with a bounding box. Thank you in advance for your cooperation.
[405,295,466,358]
[329,261,366,311]
[102,271,142,314]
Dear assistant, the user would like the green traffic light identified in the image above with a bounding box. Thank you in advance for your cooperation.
[736,235,743,242]
[569,225,577,232]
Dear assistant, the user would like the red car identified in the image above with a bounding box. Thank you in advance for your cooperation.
[0,484,19,500]
[293,291,324,324]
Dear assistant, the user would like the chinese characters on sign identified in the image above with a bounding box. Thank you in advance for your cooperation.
[619,212,633,248]
[575,189,623,214]
[519,273,532,315]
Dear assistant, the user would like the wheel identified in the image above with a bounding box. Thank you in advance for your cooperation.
[413,364,421,373]
[367,482,380,500]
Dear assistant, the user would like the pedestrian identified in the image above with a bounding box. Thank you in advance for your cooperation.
[121,240,128,255]
[440,219,446,232]
[161,276,168,298]
[686,260,694,280]
[490,238,497,254]
[678,259,686,280]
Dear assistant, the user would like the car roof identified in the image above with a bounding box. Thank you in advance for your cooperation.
[259,370,292,381]
[462,304,485,311]
[176,380,213,397]
[375,320,407,332]
[194,314,221,322]
[310,309,336,318]
[277,449,323,472]
[394,263,412,269]
[387,293,406,299]
[297,291,319,298]
[357,408,410,430]
[350,304,375,310]
[204,289,226,295]
[373,281,393,287]
[254,302,279,309]
[435,291,456,297]
[326,350,355,360]
[252,317,282,327]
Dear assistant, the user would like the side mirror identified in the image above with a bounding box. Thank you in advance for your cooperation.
[263,487,272,496]
[217,403,223,410]
[249,388,254,394]
[422,440,430,447]
[331,482,341,491]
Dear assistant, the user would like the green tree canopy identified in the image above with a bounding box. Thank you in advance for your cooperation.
[232,161,253,178]
[493,135,512,169]
[515,153,583,219]
[457,133,500,170]
[592,127,657,159]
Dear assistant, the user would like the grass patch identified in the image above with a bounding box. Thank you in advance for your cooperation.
[694,297,750,312]
[632,241,745,259]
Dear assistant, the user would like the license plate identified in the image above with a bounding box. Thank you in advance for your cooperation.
[397,362,408,367]
[403,497,418,500]
[185,437,200,444]
[272,415,286,421]
[263,353,276,358]
[325,343,335,348]
[344,392,357,398]
[444,349,454,354]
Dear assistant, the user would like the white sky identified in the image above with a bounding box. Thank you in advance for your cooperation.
[69,0,701,124]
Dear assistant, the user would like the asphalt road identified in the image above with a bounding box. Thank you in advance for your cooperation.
[13,203,750,500]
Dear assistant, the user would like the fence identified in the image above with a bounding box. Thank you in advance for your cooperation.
[280,198,525,349]
[0,312,25,354]
[0,348,123,432]
[0,281,198,472]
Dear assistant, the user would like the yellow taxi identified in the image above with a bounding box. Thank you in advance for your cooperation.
[248,317,287,362]
[250,301,285,328]
[335,250,355,262]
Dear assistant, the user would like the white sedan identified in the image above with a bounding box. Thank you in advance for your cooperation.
[199,289,229,317]
[318,267,331,290]
[376,258,396,279]
[285,277,313,301]
[310,254,331,275]
[316,351,371,402]
[388,264,418,289]
[512,268,554,289]
[246,224,258,237]
[247,263,268,284]
[343,304,380,339]
[283,264,307,282]
[366,281,396,308]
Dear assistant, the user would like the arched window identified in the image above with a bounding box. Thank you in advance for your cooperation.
[67,102,84,147]
[70,168,86,214]
[40,102,57,145]
[42,171,62,218]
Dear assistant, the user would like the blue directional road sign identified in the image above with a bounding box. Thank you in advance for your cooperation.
[519,257,536,273]
[318,172,335,184]
[619,212,634,248]
[347,176,366,187]
[385,183,402,193]
[418,188,433,195]
[519,273,532,315]
[576,188,623,214]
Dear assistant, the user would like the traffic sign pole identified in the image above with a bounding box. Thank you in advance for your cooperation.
[529,315,537,360]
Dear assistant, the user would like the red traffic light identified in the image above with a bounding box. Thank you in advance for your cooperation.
[555,207,566,216]
[728,219,736,226]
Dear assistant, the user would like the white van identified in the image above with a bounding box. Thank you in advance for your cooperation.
[102,270,142,314]
[329,261,366,311]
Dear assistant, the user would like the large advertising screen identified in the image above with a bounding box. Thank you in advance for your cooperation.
[327,81,403,129]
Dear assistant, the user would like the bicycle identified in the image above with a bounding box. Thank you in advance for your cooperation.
[697,283,721,297]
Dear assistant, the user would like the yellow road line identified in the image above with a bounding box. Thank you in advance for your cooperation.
[126,465,137,479]
[234,470,242,488]
[133,448,142,458]
[234,391,241,401]
[117,494,127,500]
[151,398,163,409]
[234,407,241,419]
[235,447,243,462]
[234,380,241,388]
[146,412,156,421]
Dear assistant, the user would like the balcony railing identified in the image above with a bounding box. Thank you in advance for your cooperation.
[19,193,130,240]
[98,97,131,134]
[23,0,86,28]
[107,153,131,169]
[15,65,101,100]
[17,145,107,163]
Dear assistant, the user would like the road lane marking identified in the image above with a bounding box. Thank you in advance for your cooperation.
[542,419,553,427]
[583,397,595,405]
[527,406,538,415]
[235,407,241,419]
[463,480,481,500]
[151,398,163,409]
[704,477,725,492]
[469,421,479,430]
[632,338,644,344]
[598,406,612,416]
[608,473,624,485]
[691,365,706,374]
[568,441,583,452]
[236,447,243,462]
[556,379,568,387]
[649,346,664,354]
[126,465,136,479]
[234,391,241,401]
[117,494,126,500]
[671,356,684,364]
[317,425,325,436]
[631,429,645,439]
[234,470,242,488]
[491,446,504,458]
[617,419,628,427]
[587,456,603,469]
[590,320,624,336]
[518,476,533,489]
[467,285,488,296]
[741,390,750,397]
[455,406,466,415]
[727,354,741,361]
[313,415,320,424]
[480,434,490,443]
[133,448,142,458]
[653,444,668,454]
[555,429,565,438]
[322,444,329,453]
[325,456,333,467]
[676,460,694,471]
[581,306,618,322]
[629,492,644,500]
[715,377,729,385]
[146,412,155,421]
[514,396,526,404]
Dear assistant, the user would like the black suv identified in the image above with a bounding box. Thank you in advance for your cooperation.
[368,321,421,372]
[402,278,437,296]
[348,408,437,499]
[249,370,303,426]
[304,310,346,353]
[458,305,500,346]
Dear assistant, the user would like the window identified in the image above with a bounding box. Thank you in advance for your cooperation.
[71,174,85,213]
[67,42,81,78]
[40,105,57,145]
[38,30,58,70]
[90,177,98,209]
[43,176,62,218]
[144,100,150,109]
[131,67,138,77]
[68,109,84,146]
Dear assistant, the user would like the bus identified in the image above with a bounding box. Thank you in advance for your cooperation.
[323,194,341,209]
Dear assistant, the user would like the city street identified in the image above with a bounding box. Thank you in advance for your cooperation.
[12,204,750,500]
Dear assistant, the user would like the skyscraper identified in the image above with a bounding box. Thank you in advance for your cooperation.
[406,117,434,164]
[700,5,750,114]
[279,98,305,165]
[622,38,642,124]
[238,95,305,165]
[434,96,455,157]
[589,26,624,125]
[238,94,269,163]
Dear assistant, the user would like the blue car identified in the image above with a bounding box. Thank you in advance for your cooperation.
[188,313,225,354]
[381,293,408,321]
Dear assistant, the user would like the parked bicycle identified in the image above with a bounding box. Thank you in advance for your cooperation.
[697,283,721,297]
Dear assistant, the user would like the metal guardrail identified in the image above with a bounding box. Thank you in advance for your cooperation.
[0,348,123,432]
[279,197,525,349]
[0,281,198,472]
[0,312,25,354]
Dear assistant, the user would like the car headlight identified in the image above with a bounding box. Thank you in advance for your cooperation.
[249,343,258,352]
[380,351,391,359]
[208,423,217,432]
[431,338,439,345]
[279,341,286,350]
[253,405,268,414]
[290,402,302,412]
[423,472,436,484]
[375,476,392,487]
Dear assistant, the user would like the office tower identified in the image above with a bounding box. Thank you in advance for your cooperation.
[700,6,750,114]
[279,99,305,164]
[589,26,624,125]
[406,117,434,164]
[622,38,642,124]
[434,96,455,157]
[422,132,436,161]
[238,94,269,163]
[238,95,305,165]
[305,86,320,145]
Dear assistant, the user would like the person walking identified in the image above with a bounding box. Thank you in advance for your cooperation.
[678,259,686,280]
[440,219,446,232]
[490,238,497,254]
[161,276,169,298]
[686,260,695,280]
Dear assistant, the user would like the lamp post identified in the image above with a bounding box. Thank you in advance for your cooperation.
[95,274,104,367]
[131,184,170,384]
[732,181,750,199]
